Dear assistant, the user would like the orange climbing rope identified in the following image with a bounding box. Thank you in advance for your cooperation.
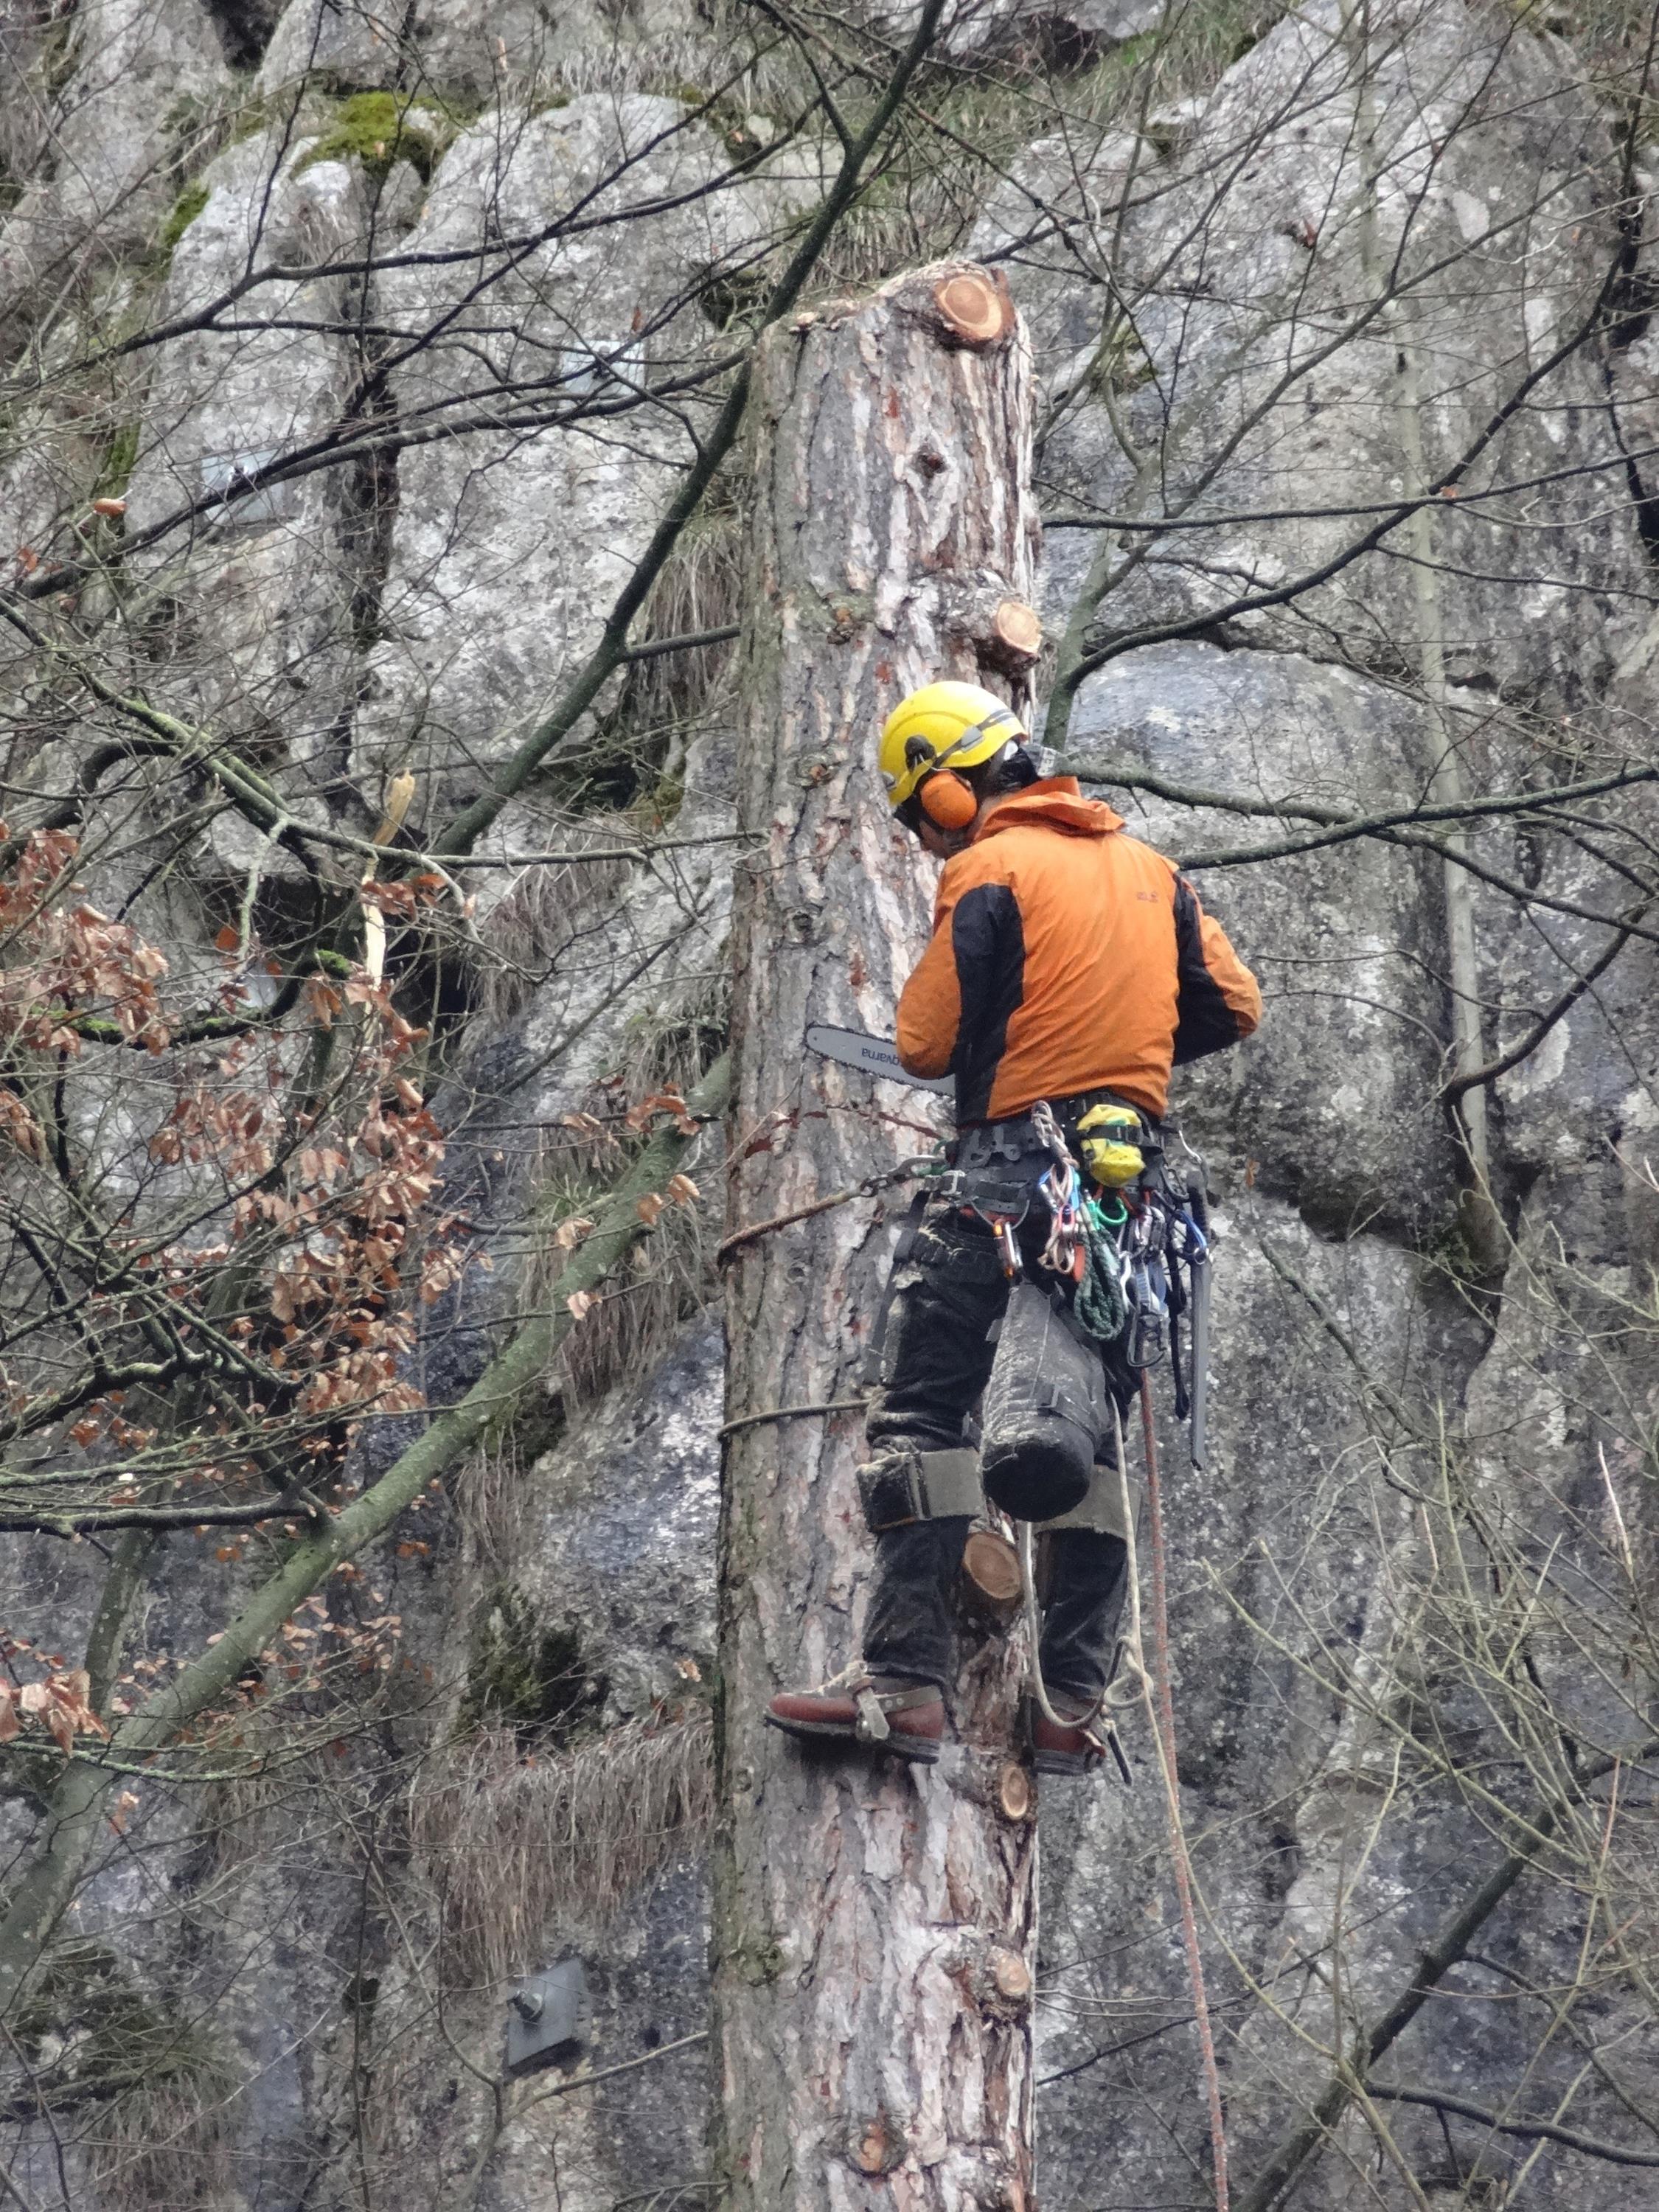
[1136,1371,1231,2212]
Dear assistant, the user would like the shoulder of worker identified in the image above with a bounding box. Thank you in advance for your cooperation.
[949,778,1128,878]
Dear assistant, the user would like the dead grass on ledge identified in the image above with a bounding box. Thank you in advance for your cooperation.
[413,1706,714,1987]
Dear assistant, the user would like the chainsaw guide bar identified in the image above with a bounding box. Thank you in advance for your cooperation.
[805,1026,953,1094]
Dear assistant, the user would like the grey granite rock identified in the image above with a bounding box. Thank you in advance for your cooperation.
[117,123,374,868]
[0,0,231,324]
[995,0,1650,693]
[526,1310,723,1725]
[1068,641,1459,1229]
[350,94,810,829]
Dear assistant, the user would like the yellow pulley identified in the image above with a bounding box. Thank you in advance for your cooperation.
[1077,1104,1144,1189]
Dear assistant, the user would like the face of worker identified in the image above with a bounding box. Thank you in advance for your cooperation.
[914,792,1002,860]
[915,815,970,860]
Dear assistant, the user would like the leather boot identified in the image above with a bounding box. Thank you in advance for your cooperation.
[1030,1689,1128,1781]
[766,1664,945,1764]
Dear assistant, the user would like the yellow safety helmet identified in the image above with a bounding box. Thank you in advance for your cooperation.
[878,681,1029,813]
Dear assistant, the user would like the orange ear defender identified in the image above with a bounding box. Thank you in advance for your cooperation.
[919,771,978,830]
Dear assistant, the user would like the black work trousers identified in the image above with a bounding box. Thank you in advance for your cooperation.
[862,1200,1134,1702]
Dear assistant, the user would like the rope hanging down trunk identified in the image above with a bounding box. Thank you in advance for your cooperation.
[1130,1374,1231,2212]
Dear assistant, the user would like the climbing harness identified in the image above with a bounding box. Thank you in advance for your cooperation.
[945,1095,1209,1457]
[953,1096,1217,1795]
[831,1056,1222,1822]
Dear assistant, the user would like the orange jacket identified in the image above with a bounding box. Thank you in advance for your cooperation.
[895,779,1261,1122]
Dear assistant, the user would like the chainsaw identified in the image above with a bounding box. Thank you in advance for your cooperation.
[804,1025,952,1094]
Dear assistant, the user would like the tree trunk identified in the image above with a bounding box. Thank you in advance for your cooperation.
[714,263,1041,2212]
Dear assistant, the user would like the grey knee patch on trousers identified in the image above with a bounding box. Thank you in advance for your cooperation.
[1037,1456,1133,1540]
[858,1447,984,1533]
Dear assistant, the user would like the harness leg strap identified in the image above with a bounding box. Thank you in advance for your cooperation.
[858,1447,985,1533]
[1036,1455,1133,1540]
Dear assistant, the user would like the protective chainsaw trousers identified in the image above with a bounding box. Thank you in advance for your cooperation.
[862,1199,1134,1701]
[863,1517,1127,1701]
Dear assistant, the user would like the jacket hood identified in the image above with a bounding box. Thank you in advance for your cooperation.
[973,776,1124,842]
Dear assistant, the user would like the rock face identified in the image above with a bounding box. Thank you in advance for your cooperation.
[2,0,1658,2207]
[351,92,797,828]
[119,127,372,865]
[0,0,231,322]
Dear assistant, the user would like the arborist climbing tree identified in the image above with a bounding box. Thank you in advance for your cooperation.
[767,681,1262,1775]
[715,262,1263,2212]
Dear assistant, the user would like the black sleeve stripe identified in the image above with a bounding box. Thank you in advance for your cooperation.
[950,883,1025,1121]
[1172,875,1241,1065]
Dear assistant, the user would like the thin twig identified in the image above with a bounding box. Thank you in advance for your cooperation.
[1365,2081,1659,2166]
[521,2029,710,2107]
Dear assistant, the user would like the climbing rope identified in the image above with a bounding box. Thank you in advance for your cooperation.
[1124,1375,1231,2212]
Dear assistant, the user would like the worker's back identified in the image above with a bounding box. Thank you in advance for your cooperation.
[894,779,1260,1123]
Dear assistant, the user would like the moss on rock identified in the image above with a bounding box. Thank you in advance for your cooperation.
[156,178,210,257]
[296,91,458,184]
[462,1582,599,1745]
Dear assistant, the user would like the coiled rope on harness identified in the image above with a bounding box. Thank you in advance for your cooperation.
[1027,1099,1127,1342]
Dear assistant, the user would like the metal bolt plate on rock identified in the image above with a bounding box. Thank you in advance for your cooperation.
[506,1957,591,2079]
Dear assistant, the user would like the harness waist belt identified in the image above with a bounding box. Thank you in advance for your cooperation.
[956,1091,1163,1172]
[936,1165,1038,1216]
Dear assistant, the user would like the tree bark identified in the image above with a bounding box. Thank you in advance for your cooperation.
[714,262,1041,2212]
